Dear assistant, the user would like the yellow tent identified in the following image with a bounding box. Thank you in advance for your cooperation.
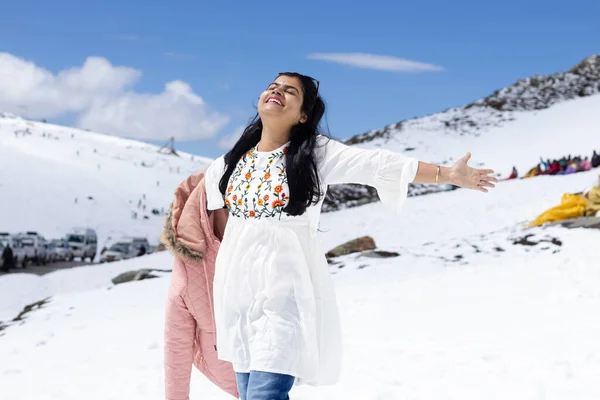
[528,186,600,227]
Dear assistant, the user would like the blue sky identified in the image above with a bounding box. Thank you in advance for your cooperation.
[1,0,599,158]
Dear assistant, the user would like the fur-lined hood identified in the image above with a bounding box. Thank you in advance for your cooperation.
[160,169,228,262]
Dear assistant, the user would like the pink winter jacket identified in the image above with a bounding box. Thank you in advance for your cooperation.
[161,169,238,399]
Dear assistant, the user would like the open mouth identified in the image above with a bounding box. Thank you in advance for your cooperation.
[266,95,283,107]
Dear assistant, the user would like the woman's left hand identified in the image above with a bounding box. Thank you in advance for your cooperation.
[449,152,497,192]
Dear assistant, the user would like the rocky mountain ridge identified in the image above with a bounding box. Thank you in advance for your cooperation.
[346,55,600,145]
[322,55,600,213]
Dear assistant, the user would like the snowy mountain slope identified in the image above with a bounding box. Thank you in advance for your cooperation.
[1,161,599,399]
[322,55,600,212]
[324,93,600,212]
[347,93,600,176]
[349,54,600,147]
[0,116,212,248]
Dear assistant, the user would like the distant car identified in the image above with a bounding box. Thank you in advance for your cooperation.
[99,236,150,263]
[18,231,48,266]
[0,233,28,268]
[45,241,57,263]
[48,239,73,262]
[100,242,133,263]
[19,236,43,265]
[130,236,151,257]
[66,228,98,262]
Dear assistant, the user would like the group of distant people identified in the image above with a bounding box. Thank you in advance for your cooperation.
[505,150,600,180]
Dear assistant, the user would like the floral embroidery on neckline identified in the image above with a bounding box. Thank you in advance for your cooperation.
[225,144,290,220]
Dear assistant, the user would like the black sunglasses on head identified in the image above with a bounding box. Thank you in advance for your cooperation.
[307,76,320,97]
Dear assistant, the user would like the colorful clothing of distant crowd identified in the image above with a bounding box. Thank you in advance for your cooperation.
[505,150,600,180]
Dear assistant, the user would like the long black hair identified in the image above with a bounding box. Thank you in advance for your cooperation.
[218,72,327,216]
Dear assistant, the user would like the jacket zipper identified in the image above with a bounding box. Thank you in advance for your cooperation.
[202,258,218,351]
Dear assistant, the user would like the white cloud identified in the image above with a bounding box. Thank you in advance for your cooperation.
[217,125,245,149]
[307,52,444,72]
[0,53,140,118]
[78,81,229,140]
[0,52,229,140]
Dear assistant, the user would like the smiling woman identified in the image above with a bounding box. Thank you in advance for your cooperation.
[217,73,327,218]
[169,72,497,400]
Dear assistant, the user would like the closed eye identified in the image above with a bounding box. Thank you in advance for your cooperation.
[267,82,299,95]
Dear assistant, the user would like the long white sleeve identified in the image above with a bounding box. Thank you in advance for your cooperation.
[318,135,419,214]
[204,155,226,210]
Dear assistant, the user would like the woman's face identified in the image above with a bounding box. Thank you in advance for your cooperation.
[258,75,307,126]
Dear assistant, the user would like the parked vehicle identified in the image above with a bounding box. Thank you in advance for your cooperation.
[66,228,98,262]
[48,239,73,262]
[100,241,133,263]
[130,236,151,256]
[45,241,57,263]
[18,236,43,265]
[99,236,150,263]
[20,231,49,265]
[0,233,29,267]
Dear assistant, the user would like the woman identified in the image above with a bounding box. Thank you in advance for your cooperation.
[204,72,497,400]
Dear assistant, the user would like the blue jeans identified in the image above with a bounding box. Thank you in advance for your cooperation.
[235,371,295,400]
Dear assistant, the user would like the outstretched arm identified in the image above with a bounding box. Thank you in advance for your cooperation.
[413,161,452,184]
[413,152,497,192]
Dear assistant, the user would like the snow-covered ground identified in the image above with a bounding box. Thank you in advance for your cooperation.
[1,168,599,399]
[0,116,211,248]
[0,252,173,321]
[1,88,600,398]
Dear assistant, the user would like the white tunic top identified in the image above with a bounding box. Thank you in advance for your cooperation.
[204,135,419,386]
